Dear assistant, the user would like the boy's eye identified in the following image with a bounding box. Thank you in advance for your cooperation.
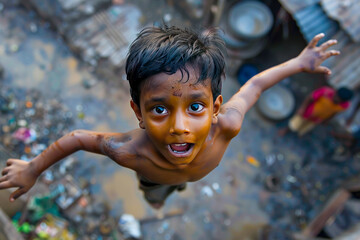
[152,106,168,115]
[189,103,204,112]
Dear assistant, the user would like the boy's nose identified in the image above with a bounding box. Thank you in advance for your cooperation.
[169,112,190,135]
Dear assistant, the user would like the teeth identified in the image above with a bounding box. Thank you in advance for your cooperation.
[174,143,187,146]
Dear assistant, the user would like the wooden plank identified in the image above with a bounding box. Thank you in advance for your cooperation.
[0,207,24,240]
[302,189,351,237]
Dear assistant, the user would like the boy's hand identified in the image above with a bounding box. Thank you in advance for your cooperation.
[297,33,340,75]
[0,159,38,202]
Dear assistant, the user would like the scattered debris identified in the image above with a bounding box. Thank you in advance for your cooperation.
[0,86,74,158]
[246,155,260,167]
[34,214,76,239]
[119,214,142,239]
[201,186,214,198]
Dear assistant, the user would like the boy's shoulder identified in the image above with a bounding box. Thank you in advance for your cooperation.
[215,107,244,140]
[101,129,149,167]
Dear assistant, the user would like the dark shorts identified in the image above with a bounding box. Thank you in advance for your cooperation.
[136,174,186,205]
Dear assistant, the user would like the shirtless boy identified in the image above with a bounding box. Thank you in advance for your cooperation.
[0,26,339,208]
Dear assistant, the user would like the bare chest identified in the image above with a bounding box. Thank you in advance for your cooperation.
[137,140,229,185]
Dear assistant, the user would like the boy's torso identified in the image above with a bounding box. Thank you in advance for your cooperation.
[104,117,232,185]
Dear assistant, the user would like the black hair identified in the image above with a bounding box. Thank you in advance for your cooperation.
[125,25,226,106]
[336,87,354,102]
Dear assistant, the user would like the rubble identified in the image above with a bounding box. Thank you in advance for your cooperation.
[290,179,360,240]
[0,168,131,239]
[34,214,76,239]
[22,0,144,84]
[65,4,143,79]
[0,71,130,238]
[258,149,360,239]
[0,86,74,159]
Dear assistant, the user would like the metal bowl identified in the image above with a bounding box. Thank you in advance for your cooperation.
[256,84,295,121]
[219,19,268,59]
[228,1,273,40]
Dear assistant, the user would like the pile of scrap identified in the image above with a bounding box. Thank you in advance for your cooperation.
[21,0,144,82]
[0,173,133,239]
[295,175,360,239]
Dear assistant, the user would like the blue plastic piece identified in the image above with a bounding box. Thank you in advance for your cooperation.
[237,64,258,85]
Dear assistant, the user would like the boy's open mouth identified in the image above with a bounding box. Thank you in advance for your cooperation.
[168,143,194,157]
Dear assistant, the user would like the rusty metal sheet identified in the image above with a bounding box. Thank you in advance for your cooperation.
[322,0,360,43]
[327,40,360,89]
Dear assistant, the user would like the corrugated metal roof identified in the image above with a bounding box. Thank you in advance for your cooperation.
[323,30,350,68]
[321,0,360,43]
[293,4,339,44]
[326,31,360,89]
[277,0,320,14]
[278,1,360,89]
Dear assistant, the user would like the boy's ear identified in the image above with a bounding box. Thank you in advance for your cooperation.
[130,100,145,129]
[212,95,223,124]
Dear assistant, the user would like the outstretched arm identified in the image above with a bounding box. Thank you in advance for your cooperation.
[0,130,129,201]
[221,33,339,131]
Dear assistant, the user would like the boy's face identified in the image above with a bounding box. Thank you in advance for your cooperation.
[131,69,222,167]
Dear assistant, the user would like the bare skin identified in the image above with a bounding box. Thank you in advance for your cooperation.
[0,33,339,202]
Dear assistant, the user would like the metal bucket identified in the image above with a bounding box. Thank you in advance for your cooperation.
[227,1,273,41]
[220,0,273,59]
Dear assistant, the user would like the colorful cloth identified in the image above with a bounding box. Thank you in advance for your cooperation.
[302,87,350,123]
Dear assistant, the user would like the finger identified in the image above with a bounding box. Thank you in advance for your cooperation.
[6,159,13,166]
[0,180,13,189]
[320,39,338,50]
[315,66,332,75]
[324,50,341,59]
[2,167,9,176]
[309,33,325,48]
[0,175,7,182]
[10,187,26,202]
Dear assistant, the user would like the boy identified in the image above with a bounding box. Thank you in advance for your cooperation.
[0,26,340,209]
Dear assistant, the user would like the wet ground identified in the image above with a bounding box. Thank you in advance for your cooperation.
[1,2,360,240]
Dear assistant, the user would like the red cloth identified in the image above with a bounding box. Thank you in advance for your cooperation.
[302,87,349,123]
